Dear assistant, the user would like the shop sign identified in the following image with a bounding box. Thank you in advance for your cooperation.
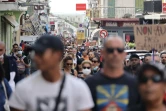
[4,12,13,16]
[105,22,117,27]
[123,22,138,27]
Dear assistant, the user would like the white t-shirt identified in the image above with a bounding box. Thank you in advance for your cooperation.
[9,71,94,111]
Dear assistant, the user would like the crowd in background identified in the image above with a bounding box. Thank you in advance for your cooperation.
[0,35,166,111]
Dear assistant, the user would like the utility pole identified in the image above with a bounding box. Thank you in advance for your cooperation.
[152,0,154,24]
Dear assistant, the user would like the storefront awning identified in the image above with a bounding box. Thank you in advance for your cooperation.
[144,14,166,20]
[91,29,102,39]
[3,15,19,30]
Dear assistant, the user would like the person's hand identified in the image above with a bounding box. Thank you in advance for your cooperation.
[16,59,20,62]
[20,59,24,63]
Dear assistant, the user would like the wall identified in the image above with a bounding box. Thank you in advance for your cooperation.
[107,0,115,18]
[0,11,24,53]
[115,0,135,18]
[135,0,144,12]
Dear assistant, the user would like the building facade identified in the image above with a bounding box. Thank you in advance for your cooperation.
[0,0,27,53]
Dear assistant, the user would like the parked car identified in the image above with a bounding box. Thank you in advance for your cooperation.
[125,50,150,59]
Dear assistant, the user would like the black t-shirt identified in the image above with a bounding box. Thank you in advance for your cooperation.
[85,72,140,111]
[127,104,146,111]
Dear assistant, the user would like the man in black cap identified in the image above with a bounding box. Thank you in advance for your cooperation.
[9,35,94,111]
[124,54,140,76]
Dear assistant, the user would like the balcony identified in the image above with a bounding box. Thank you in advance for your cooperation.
[93,7,141,18]
[0,1,27,11]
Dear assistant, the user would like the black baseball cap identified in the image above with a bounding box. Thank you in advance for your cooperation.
[29,35,64,54]
[129,54,139,60]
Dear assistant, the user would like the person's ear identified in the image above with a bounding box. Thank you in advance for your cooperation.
[123,51,127,60]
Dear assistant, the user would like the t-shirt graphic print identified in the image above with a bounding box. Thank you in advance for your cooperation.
[37,97,67,111]
[97,84,129,111]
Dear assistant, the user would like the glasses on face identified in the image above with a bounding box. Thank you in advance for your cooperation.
[106,47,124,54]
[66,63,73,66]
[83,67,91,69]
[139,75,163,84]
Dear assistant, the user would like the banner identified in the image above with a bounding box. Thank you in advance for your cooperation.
[134,25,166,51]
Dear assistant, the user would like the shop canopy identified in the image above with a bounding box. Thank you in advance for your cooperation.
[3,15,19,30]
[144,14,166,20]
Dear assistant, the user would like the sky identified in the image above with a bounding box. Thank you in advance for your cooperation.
[50,0,87,14]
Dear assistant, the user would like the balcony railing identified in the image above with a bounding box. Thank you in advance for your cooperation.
[92,7,142,18]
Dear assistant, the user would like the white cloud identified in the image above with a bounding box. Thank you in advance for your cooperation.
[50,0,87,14]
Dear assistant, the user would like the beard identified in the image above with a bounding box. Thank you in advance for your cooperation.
[131,63,140,70]
[106,60,122,69]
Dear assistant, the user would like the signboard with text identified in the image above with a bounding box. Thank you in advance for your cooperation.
[134,25,166,51]
[77,30,85,39]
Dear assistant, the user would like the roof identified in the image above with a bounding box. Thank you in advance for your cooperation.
[92,18,139,22]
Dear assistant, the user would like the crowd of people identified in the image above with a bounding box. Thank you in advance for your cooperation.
[0,34,166,111]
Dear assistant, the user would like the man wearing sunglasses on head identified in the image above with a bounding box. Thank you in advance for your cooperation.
[85,36,140,111]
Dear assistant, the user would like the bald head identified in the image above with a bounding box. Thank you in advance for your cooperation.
[104,36,125,48]
[0,41,5,56]
[0,41,5,47]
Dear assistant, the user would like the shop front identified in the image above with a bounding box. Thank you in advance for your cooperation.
[92,18,139,42]
[0,11,24,53]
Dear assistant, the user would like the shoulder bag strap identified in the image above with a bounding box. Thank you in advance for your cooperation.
[2,80,8,100]
[54,73,66,111]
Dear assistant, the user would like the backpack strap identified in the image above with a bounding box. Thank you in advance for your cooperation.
[71,69,74,75]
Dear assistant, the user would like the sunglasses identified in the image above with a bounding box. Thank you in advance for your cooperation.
[83,67,91,69]
[66,63,73,66]
[139,75,163,84]
[106,47,124,54]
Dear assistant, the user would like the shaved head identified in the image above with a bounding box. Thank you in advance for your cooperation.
[0,41,5,56]
[104,36,125,48]
[0,41,5,47]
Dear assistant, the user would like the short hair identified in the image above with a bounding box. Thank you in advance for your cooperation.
[81,60,92,67]
[103,36,124,48]
[161,52,166,57]
[13,43,18,48]
[92,57,100,62]
[154,53,160,57]
[63,56,73,68]
[144,53,151,58]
